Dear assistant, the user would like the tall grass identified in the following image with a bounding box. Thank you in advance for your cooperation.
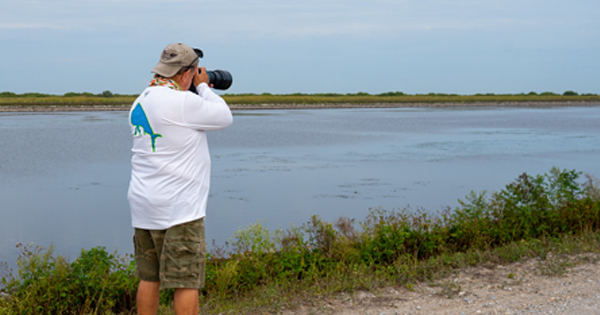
[221,92,600,106]
[0,246,136,315]
[1,91,599,107]
[1,167,599,314]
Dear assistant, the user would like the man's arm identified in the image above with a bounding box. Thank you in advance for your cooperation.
[182,71,233,130]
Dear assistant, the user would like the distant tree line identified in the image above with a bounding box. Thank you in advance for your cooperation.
[1,90,597,98]
[476,90,595,96]
[0,90,129,98]
[224,90,596,97]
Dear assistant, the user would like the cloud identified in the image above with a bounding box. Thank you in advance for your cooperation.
[172,0,581,40]
[0,23,66,30]
[1,0,595,40]
[0,0,598,94]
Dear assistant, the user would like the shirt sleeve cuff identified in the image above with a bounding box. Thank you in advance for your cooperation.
[196,82,210,95]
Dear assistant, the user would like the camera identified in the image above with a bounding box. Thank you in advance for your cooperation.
[189,48,233,92]
[204,69,233,90]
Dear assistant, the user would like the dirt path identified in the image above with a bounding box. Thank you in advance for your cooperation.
[283,255,600,315]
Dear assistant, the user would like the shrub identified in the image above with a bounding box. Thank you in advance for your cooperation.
[2,168,600,314]
[63,92,96,97]
[0,244,137,314]
[359,208,411,265]
[0,92,16,97]
[378,91,405,96]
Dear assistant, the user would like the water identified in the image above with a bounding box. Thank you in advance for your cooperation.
[1,106,599,268]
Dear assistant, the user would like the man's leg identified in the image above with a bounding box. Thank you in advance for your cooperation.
[174,288,199,315]
[163,218,205,315]
[137,280,160,315]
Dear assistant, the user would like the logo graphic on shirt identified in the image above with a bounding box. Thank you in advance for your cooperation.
[131,103,162,152]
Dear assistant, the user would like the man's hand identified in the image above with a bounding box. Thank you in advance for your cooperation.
[193,67,210,87]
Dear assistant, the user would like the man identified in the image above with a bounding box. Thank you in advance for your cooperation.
[128,43,233,315]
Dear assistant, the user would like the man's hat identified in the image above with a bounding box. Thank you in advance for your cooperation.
[151,43,198,77]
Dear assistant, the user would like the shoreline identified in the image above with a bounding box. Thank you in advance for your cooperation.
[1,101,599,112]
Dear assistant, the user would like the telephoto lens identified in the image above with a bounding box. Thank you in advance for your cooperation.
[188,48,233,93]
[207,70,233,90]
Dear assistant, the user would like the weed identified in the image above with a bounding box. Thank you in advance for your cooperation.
[2,92,600,108]
[0,244,136,314]
[2,168,600,314]
[438,279,462,298]
[537,254,572,276]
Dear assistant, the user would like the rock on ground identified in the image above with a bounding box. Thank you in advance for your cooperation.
[283,255,600,315]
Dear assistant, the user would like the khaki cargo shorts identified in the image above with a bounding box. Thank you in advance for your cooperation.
[133,218,206,289]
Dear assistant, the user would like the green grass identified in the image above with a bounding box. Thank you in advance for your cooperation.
[221,92,600,106]
[0,94,135,107]
[1,91,599,108]
[2,167,600,314]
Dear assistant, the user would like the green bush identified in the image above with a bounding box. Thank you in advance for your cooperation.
[2,167,599,314]
[359,208,411,265]
[1,244,137,314]
[0,92,16,97]
[378,91,405,96]
[202,167,600,299]
[63,92,96,97]
[346,92,371,96]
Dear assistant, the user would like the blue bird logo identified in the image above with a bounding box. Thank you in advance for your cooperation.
[131,103,162,152]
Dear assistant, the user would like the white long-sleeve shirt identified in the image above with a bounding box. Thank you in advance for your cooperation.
[127,83,233,230]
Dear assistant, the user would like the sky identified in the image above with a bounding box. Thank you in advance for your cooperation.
[0,0,598,95]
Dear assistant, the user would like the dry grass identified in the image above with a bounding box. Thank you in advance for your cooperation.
[1,93,599,109]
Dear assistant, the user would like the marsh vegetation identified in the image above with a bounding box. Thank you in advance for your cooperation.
[2,168,600,314]
[1,91,599,108]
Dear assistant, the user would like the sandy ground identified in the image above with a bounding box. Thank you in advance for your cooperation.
[282,255,600,315]
[0,101,599,112]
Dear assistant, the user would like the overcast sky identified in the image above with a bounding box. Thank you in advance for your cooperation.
[1,0,598,95]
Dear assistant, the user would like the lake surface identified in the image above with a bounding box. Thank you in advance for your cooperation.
[1,106,599,268]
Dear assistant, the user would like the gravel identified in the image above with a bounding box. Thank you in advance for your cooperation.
[283,254,600,315]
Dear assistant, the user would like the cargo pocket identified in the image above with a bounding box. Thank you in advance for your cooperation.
[133,230,161,282]
[161,240,202,288]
